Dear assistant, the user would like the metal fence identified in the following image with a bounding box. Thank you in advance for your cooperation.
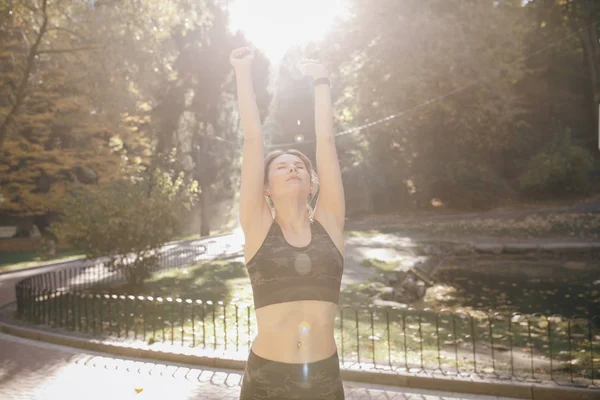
[14,243,600,389]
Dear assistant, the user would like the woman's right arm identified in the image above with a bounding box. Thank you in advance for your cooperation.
[230,47,269,233]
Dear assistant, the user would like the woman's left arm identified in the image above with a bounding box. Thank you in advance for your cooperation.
[299,60,345,229]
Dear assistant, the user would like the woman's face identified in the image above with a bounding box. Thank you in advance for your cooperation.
[266,153,312,200]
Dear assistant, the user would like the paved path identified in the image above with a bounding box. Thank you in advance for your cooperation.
[0,332,513,400]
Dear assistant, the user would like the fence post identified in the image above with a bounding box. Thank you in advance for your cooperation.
[370,306,376,368]
[221,301,227,351]
[34,286,41,325]
[235,304,239,353]
[15,283,22,317]
[340,307,344,365]
[99,294,104,335]
[178,299,184,346]
[27,285,34,322]
[170,297,175,345]
[191,300,196,348]
[355,308,360,365]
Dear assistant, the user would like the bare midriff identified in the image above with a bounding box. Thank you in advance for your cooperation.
[251,300,339,364]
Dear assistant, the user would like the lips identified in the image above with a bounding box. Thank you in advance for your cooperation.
[286,176,300,182]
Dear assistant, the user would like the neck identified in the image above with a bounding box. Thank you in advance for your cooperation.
[273,199,310,233]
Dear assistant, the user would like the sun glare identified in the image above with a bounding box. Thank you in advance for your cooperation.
[227,0,347,64]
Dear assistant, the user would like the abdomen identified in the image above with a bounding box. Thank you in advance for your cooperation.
[251,300,339,363]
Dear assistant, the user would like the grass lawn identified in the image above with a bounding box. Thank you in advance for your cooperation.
[91,259,253,305]
[0,249,84,272]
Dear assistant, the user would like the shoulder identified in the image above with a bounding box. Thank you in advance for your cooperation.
[313,208,345,257]
[314,206,344,234]
[243,205,275,263]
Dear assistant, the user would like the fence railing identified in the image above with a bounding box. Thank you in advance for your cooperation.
[14,243,600,389]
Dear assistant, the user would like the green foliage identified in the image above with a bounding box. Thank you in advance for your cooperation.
[0,0,153,218]
[433,160,513,210]
[308,0,600,211]
[52,162,198,288]
[2,0,598,226]
[0,0,263,237]
[519,129,595,196]
[309,0,535,212]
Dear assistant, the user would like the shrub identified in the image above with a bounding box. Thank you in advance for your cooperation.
[425,160,511,211]
[519,129,594,196]
[52,166,198,288]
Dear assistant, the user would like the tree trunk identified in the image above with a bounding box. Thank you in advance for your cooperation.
[195,131,212,237]
[199,187,211,237]
[575,18,600,136]
[589,22,600,128]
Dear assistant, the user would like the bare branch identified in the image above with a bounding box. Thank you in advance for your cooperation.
[19,0,40,15]
[20,29,32,48]
[46,27,89,42]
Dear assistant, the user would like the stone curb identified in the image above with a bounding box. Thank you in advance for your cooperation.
[413,241,600,258]
[1,318,598,400]
[474,242,600,255]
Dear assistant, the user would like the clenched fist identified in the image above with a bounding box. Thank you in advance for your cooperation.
[230,47,254,69]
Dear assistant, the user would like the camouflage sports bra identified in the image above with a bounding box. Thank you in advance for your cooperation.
[246,219,344,310]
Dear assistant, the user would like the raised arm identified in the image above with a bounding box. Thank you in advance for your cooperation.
[298,60,345,230]
[230,47,270,233]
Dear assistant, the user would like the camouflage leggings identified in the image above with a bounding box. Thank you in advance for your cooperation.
[239,350,345,400]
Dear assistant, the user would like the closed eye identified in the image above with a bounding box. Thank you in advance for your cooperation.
[274,162,305,169]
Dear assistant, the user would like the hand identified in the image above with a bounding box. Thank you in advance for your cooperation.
[297,59,328,80]
[230,47,254,70]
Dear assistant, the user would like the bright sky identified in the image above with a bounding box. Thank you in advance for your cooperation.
[227,0,347,64]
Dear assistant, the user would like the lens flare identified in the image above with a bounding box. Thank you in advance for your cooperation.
[298,321,311,335]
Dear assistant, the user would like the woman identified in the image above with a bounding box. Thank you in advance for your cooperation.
[230,46,346,400]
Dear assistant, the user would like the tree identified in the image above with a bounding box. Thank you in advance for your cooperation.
[0,0,51,149]
[145,0,271,236]
[522,0,600,150]
[314,0,533,211]
[1,0,260,239]
[0,0,144,236]
[561,0,600,131]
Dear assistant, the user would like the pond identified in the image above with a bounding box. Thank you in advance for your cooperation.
[423,255,600,319]
[349,253,600,319]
